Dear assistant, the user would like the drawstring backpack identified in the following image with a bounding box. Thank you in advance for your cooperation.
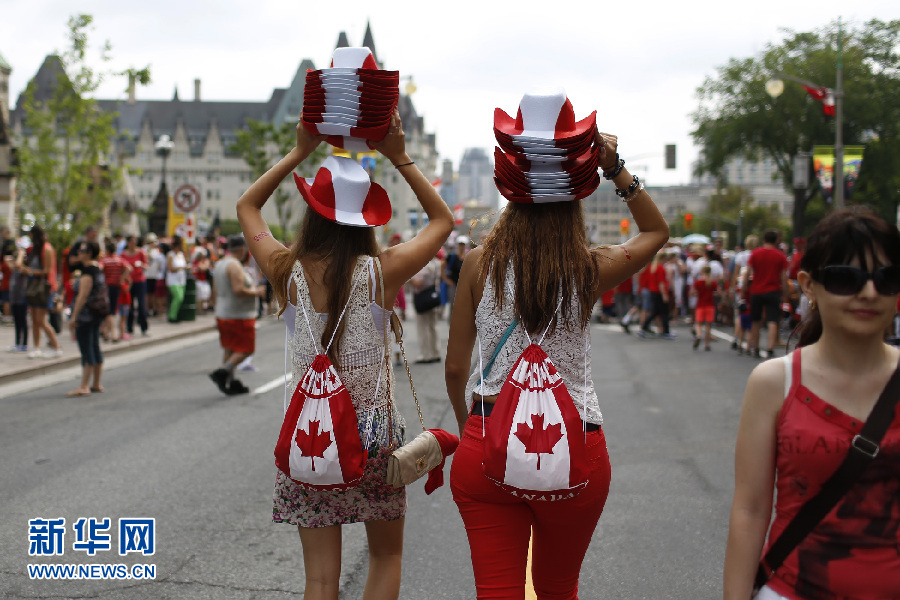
[481,297,591,501]
[274,259,387,490]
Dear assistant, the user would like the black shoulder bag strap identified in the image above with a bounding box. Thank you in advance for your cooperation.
[754,360,900,591]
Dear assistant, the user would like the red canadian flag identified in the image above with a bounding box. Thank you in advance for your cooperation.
[802,85,836,117]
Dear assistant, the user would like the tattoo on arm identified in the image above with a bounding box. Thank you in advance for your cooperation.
[253,232,271,242]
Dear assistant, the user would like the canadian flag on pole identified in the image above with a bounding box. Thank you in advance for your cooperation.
[802,85,836,117]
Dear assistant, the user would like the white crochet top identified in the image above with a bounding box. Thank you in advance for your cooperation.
[287,256,403,448]
[464,269,603,425]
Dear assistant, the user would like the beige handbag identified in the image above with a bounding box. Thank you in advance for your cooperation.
[373,257,447,488]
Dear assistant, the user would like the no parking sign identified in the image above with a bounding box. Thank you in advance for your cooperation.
[173,185,201,214]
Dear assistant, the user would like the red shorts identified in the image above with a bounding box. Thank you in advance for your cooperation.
[694,306,715,323]
[217,318,256,354]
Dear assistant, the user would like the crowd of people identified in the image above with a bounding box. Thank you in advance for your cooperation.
[608,231,817,358]
[0,225,272,381]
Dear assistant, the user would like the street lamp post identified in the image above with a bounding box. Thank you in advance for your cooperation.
[148,134,174,237]
[765,20,844,207]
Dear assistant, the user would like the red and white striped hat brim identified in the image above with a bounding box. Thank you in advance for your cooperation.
[293,156,391,227]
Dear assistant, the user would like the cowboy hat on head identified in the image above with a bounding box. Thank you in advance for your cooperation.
[293,156,391,228]
[494,90,597,141]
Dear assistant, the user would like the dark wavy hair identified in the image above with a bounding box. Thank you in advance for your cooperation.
[269,210,378,368]
[478,200,601,336]
[793,206,900,347]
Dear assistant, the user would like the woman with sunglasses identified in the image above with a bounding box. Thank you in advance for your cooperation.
[724,207,900,600]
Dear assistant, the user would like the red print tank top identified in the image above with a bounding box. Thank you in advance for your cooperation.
[765,349,900,600]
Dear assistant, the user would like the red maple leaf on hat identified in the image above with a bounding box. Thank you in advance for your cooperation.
[295,420,332,471]
[514,414,563,470]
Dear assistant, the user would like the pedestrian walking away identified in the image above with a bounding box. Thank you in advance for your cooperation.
[444,97,669,599]
[744,229,789,359]
[237,104,454,599]
[208,235,267,395]
[724,207,900,600]
[121,235,150,336]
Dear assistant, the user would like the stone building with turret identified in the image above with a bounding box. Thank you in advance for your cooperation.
[6,23,439,239]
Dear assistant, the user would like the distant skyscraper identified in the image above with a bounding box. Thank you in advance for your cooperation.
[457,147,498,208]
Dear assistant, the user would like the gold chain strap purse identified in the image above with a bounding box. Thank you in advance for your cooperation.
[373,257,451,488]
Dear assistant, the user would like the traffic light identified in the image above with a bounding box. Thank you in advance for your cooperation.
[620,219,630,235]
[684,213,693,230]
[665,144,676,169]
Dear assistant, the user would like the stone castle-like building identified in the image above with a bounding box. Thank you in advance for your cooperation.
[4,23,439,239]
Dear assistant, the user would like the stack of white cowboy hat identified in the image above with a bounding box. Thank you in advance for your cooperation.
[302,47,400,154]
[493,90,601,203]
[293,155,392,227]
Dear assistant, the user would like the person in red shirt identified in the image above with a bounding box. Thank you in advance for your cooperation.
[743,229,788,358]
[724,207,900,600]
[691,265,718,351]
[99,240,131,342]
[638,252,674,339]
[120,235,149,336]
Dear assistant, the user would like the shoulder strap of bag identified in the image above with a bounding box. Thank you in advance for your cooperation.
[378,256,427,434]
[755,359,900,590]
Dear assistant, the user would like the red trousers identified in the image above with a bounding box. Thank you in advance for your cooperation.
[450,415,611,600]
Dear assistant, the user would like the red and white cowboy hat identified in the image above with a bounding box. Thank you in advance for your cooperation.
[492,91,602,203]
[302,47,399,147]
[293,156,391,227]
[494,91,597,141]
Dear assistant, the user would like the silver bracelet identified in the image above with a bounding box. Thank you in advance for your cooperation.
[623,182,644,202]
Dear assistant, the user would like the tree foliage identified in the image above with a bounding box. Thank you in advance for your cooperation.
[231,120,327,240]
[692,19,900,235]
[696,186,789,245]
[14,15,150,250]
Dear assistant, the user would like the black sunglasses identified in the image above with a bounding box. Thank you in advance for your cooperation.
[816,265,900,296]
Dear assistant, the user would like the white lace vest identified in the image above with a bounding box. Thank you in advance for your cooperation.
[287,256,403,447]
[465,269,603,425]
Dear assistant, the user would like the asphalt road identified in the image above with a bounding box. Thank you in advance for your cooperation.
[0,318,759,599]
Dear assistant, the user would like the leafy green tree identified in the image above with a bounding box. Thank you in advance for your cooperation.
[692,19,900,235]
[691,186,789,245]
[14,14,150,250]
[231,120,327,239]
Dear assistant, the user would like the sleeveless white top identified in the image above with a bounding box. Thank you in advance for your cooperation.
[464,269,603,425]
[287,256,403,448]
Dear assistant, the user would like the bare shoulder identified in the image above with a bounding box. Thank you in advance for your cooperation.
[743,355,789,416]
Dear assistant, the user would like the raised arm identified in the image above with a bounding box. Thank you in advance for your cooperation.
[237,121,325,283]
[370,111,454,304]
[591,133,670,300]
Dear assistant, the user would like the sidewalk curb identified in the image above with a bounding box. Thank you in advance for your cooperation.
[0,321,217,385]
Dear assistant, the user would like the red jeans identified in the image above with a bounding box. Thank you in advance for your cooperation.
[450,414,611,600]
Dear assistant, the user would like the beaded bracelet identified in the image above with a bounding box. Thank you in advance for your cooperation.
[602,155,625,180]
[615,174,641,199]
[623,182,644,203]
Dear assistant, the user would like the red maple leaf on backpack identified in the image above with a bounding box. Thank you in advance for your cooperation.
[295,420,333,471]
[514,413,563,470]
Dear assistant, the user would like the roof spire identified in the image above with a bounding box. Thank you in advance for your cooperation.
[335,31,350,49]
[362,20,380,68]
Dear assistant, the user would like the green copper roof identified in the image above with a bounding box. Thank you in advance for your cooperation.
[0,51,11,71]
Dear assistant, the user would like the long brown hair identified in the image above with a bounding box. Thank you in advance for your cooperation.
[270,210,379,367]
[793,207,900,347]
[478,201,600,335]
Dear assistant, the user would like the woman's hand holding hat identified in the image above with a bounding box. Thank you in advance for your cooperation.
[369,109,409,166]
[596,131,618,171]
[295,114,326,158]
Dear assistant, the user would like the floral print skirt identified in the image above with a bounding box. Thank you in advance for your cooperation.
[272,446,407,528]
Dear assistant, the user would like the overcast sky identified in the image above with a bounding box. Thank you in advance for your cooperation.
[3,0,897,186]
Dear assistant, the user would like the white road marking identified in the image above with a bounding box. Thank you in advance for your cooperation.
[254,376,285,396]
